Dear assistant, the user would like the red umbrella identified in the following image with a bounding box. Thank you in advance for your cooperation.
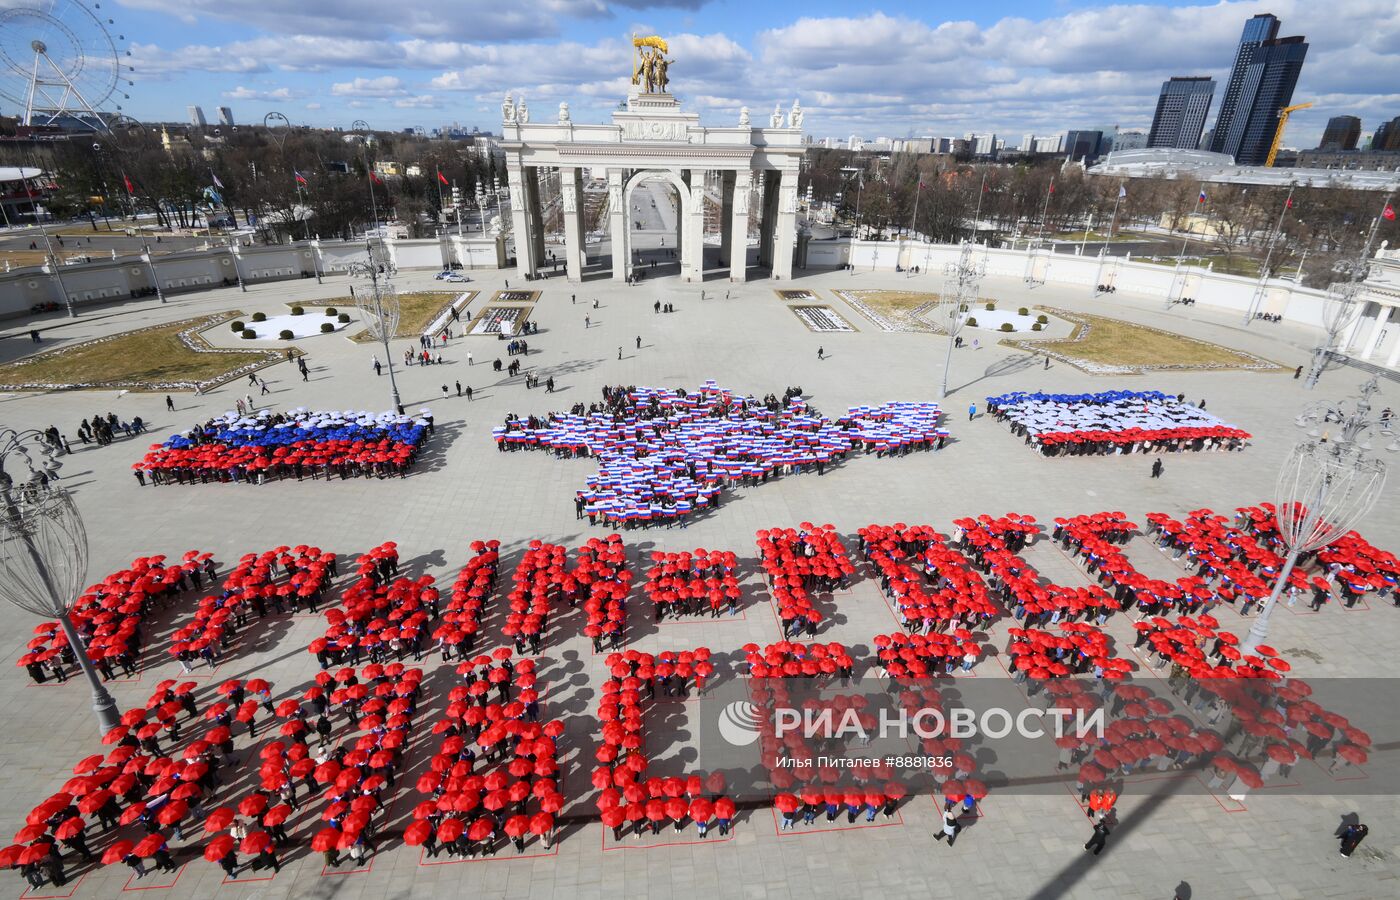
[310,828,342,852]
[240,831,272,855]
[403,820,433,846]
[53,817,85,841]
[238,795,268,817]
[132,834,166,858]
[156,800,189,826]
[262,804,293,827]
[503,815,530,838]
[203,834,235,861]
[774,793,800,814]
[436,819,463,843]
[102,839,136,865]
[204,808,235,832]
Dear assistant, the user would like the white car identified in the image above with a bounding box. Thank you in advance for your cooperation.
[442,273,470,282]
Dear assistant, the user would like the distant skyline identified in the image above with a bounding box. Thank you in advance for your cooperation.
[11,0,1400,147]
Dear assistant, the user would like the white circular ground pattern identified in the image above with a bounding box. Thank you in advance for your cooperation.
[960,308,1040,332]
[242,313,352,340]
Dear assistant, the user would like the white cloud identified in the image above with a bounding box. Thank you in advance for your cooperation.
[222,86,301,101]
[393,95,442,109]
[123,1,1398,143]
[331,76,407,98]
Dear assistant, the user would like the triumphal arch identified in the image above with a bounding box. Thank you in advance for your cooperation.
[499,36,806,284]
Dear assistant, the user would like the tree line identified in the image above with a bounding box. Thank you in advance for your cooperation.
[1,125,504,242]
[803,148,1398,287]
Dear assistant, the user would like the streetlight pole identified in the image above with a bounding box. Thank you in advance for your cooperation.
[349,243,404,413]
[937,241,985,401]
[1303,189,1395,389]
[141,239,165,303]
[1238,378,1396,654]
[1243,184,1296,325]
[22,173,76,318]
[0,428,121,734]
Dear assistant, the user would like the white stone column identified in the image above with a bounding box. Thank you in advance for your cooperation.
[685,169,707,282]
[1387,322,1400,369]
[772,173,799,281]
[524,167,546,275]
[729,170,751,282]
[1360,304,1392,360]
[718,171,735,267]
[1340,302,1371,352]
[561,167,584,283]
[609,170,628,281]
[505,163,537,279]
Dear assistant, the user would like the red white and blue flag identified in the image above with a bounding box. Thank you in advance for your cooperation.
[1198,189,1207,204]
[294,170,308,185]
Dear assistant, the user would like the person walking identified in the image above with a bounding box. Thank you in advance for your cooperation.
[166,395,175,412]
[465,386,473,402]
[1151,458,1164,479]
[1294,365,1304,379]
[373,357,382,376]
[1340,822,1369,857]
[260,380,270,396]
[635,335,642,350]
[968,402,977,421]
[455,381,462,397]
[817,346,824,360]
[441,384,450,400]
[467,351,474,366]
[618,347,623,360]
[933,809,960,846]
[1084,819,1111,856]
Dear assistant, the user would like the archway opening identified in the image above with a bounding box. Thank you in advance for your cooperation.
[625,174,683,282]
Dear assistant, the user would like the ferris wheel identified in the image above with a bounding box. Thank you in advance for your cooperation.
[0,0,131,131]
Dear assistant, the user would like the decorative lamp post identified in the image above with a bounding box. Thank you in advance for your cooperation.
[0,428,121,733]
[936,241,986,401]
[349,245,404,414]
[1303,190,1394,389]
[1239,378,1397,654]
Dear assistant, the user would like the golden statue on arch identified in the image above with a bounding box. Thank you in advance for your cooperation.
[631,34,672,94]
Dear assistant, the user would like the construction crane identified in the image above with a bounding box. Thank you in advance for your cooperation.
[1265,102,1312,167]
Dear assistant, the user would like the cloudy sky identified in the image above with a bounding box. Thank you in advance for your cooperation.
[13,0,1400,145]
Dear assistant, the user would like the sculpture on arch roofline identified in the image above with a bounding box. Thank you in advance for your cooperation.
[631,35,673,94]
[790,99,803,129]
[502,92,515,124]
[517,96,529,123]
[770,103,783,128]
[739,106,750,127]
[559,102,570,124]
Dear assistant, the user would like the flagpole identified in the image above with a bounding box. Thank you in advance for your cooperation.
[971,172,987,243]
[1168,183,1203,307]
[23,174,76,318]
[435,172,445,237]
[908,180,922,277]
[1093,185,1123,296]
[1036,176,1054,242]
[1242,184,1295,325]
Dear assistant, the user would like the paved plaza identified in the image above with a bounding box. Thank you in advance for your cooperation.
[0,263,1397,900]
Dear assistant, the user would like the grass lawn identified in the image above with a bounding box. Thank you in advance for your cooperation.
[843,289,941,317]
[301,291,472,343]
[0,314,277,391]
[1006,307,1279,371]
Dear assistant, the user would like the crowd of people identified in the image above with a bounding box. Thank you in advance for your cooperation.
[135,409,431,485]
[985,390,1250,455]
[644,549,741,619]
[757,525,857,638]
[18,552,214,685]
[593,648,734,840]
[494,382,947,527]
[405,651,563,858]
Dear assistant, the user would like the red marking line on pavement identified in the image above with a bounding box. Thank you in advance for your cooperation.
[121,863,187,891]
